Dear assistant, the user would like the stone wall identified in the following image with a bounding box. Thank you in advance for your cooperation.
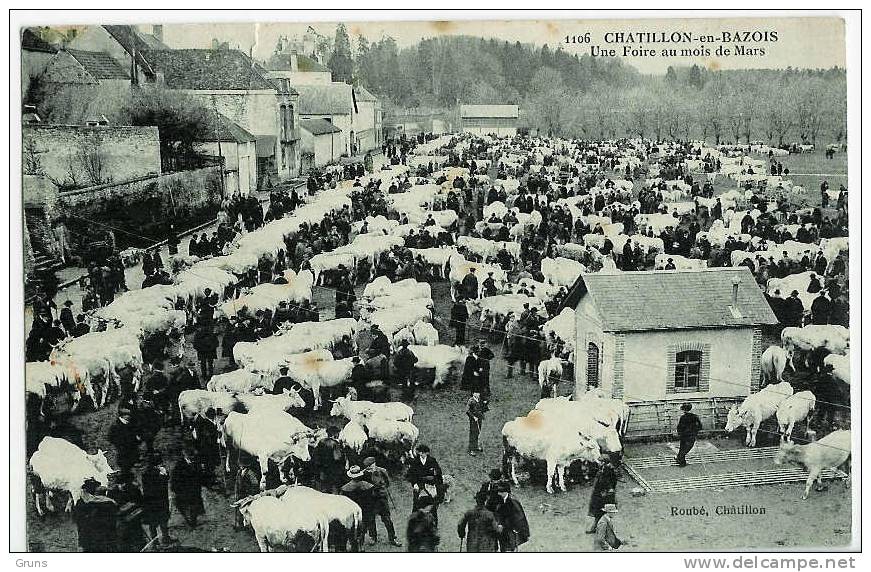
[23,124,161,189]
[54,166,222,255]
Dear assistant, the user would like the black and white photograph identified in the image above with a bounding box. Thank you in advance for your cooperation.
[10,9,860,556]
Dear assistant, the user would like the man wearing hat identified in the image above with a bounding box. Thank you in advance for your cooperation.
[593,504,623,551]
[363,457,402,546]
[406,494,440,552]
[457,490,502,552]
[482,271,498,298]
[74,477,119,552]
[492,481,529,552]
[587,455,619,532]
[315,425,345,493]
[394,338,419,400]
[59,299,76,335]
[341,465,376,551]
[366,324,391,380]
[108,409,140,474]
[461,267,479,300]
[676,403,702,467]
[407,444,444,523]
[466,392,486,456]
[170,444,205,528]
[141,453,174,545]
[450,296,470,346]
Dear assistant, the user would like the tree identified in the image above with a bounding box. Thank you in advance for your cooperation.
[524,67,568,137]
[688,64,703,90]
[665,66,678,84]
[328,24,354,84]
[122,88,212,172]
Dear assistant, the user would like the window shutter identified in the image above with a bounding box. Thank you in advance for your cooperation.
[666,343,677,394]
[699,343,711,392]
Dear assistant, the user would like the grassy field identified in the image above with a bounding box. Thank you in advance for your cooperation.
[26,281,853,552]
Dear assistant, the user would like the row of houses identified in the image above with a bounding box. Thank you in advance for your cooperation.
[22,24,383,196]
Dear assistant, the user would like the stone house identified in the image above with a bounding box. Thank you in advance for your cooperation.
[142,48,302,186]
[296,83,356,157]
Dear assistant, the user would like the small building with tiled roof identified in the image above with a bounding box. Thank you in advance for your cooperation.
[459,104,519,137]
[564,267,778,439]
[266,51,332,85]
[142,48,302,186]
[296,83,359,157]
[67,24,161,84]
[197,112,258,195]
[299,118,343,168]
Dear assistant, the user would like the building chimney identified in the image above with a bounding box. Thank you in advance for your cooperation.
[152,24,163,43]
[728,275,744,319]
[732,276,740,306]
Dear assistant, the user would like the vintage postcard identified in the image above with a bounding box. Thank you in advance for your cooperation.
[12,11,858,555]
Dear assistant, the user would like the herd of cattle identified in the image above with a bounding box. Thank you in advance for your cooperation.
[24,131,852,550]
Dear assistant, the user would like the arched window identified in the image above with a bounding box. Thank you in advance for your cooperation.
[674,350,702,390]
[587,342,600,387]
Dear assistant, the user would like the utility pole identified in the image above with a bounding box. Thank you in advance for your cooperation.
[212,96,226,200]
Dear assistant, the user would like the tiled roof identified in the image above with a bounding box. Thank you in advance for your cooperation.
[21,28,57,53]
[266,52,329,73]
[460,104,518,119]
[300,118,341,136]
[66,49,130,80]
[354,86,378,102]
[296,83,354,115]
[143,49,278,91]
[200,112,256,143]
[102,25,156,74]
[564,267,778,332]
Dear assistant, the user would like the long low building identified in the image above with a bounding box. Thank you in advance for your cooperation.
[300,118,343,168]
[459,104,519,137]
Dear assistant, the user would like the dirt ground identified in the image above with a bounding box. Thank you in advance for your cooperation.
[25,279,853,552]
[24,149,852,551]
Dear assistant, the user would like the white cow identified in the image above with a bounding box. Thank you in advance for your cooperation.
[725,382,794,446]
[776,391,816,443]
[285,357,357,409]
[760,345,791,384]
[773,430,851,499]
[222,411,323,490]
[408,344,469,387]
[235,495,329,552]
[29,437,114,515]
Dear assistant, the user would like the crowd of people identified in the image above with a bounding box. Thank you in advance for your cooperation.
[25,129,849,553]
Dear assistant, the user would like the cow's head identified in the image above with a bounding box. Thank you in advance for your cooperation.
[773,443,801,466]
[330,397,348,417]
[280,388,306,410]
[724,406,744,432]
[89,449,113,483]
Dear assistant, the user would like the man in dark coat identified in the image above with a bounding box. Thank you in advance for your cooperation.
[394,339,419,399]
[461,268,479,300]
[785,290,805,327]
[450,297,469,346]
[193,326,219,379]
[59,300,76,335]
[587,456,619,531]
[140,453,174,546]
[811,291,832,325]
[341,465,376,551]
[107,470,146,552]
[192,408,222,487]
[363,456,401,546]
[73,478,118,552]
[676,402,702,466]
[466,392,486,456]
[457,491,501,552]
[316,426,346,493]
[170,445,205,527]
[108,409,140,474]
[366,324,391,380]
[406,495,440,552]
[407,445,444,523]
[492,482,529,552]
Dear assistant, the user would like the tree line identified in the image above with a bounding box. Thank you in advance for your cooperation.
[321,25,846,146]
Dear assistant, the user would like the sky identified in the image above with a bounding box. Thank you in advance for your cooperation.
[141,16,846,75]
